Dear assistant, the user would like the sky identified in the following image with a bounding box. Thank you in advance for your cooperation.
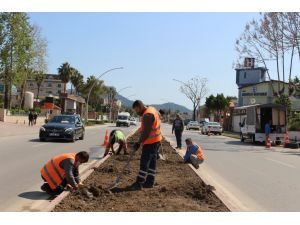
[28,13,261,110]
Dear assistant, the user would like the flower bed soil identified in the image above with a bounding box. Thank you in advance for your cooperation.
[54,132,229,212]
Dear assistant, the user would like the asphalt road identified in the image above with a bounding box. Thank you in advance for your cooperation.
[161,123,300,212]
[0,123,138,211]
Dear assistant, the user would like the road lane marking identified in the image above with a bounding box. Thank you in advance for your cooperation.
[265,158,296,169]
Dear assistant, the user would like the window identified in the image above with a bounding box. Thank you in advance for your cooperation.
[48,91,52,94]
[29,83,34,87]
[57,84,62,88]
[47,83,52,87]
[57,90,61,94]
[244,72,247,79]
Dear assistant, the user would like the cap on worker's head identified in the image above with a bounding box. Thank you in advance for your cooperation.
[132,100,144,109]
[185,138,192,143]
[76,151,89,163]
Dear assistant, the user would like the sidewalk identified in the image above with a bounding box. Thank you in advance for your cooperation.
[0,122,40,137]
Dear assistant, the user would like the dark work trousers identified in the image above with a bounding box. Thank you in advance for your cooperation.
[175,130,182,148]
[136,142,160,186]
[41,169,79,196]
[41,176,67,196]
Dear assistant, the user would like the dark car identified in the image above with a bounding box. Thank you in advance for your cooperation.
[39,114,85,142]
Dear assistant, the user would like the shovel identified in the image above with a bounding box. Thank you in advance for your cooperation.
[106,148,137,191]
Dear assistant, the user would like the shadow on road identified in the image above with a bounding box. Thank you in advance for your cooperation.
[18,191,53,200]
[29,139,41,142]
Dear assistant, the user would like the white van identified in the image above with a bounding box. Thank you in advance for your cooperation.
[116,112,131,127]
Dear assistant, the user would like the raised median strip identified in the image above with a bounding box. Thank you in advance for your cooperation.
[163,135,243,212]
[36,127,138,212]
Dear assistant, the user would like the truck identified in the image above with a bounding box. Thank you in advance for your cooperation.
[233,103,287,144]
[116,112,131,127]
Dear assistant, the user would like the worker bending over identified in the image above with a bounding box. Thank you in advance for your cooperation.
[183,138,204,169]
[130,100,162,190]
[104,129,129,157]
[40,151,89,196]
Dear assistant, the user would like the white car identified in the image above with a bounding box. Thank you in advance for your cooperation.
[202,122,223,135]
[129,117,137,126]
[186,121,200,130]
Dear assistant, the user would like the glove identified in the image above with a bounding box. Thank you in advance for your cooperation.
[133,142,141,151]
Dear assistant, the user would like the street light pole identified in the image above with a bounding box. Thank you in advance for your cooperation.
[85,67,123,123]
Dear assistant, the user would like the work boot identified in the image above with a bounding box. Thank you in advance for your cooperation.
[143,182,158,189]
[41,183,53,195]
[127,182,143,191]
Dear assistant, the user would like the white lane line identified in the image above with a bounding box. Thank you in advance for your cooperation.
[265,157,296,169]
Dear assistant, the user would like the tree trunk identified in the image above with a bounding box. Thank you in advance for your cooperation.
[70,84,73,94]
[37,85,40,100]
[64,83,67,93]
[193,102,196,121]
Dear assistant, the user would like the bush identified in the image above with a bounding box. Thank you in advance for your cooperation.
[289,113,300,131]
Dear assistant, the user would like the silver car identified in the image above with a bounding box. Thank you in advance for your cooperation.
[202,122,223,135]
[186,121,200,130]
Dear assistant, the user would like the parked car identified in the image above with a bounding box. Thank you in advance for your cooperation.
[39,114,85,142]
[186,121,200,130]
[202,122,223,135]
[199,121,208,128]
[129,117,137,126]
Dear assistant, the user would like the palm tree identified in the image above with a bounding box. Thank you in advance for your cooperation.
[70,69,84,95]
[34,71,45,100]
[57,62,73,93]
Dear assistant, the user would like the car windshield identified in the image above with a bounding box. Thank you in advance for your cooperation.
[130,118,135,121]
[118,116,128,120]
[50,116,75,124]
[208,122,220,126]
[189,121,198,125]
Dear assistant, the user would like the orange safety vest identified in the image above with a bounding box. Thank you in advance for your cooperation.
[195,144,205,161]
[140,106,162,144]
[40,153,76,190]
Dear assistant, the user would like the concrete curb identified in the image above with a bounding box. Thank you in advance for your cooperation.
[39,127,138,212]
[163,135,239,212]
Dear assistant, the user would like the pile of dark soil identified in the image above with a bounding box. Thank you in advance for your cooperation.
[54,133,229,212]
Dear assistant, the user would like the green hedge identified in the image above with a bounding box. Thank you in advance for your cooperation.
[289,113,300,131]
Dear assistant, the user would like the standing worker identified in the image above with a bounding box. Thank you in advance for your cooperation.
[183,138,204,169]
[129,100,162,190]
[104,129,129,157]
[40,151,89,196]
[172,114,184,149]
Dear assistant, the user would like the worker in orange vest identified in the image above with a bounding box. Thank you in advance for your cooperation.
[184,138,204,169]
[40,151,89,196]
[129,100,162,190]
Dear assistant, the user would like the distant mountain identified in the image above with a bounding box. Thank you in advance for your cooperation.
[152,102,192,113]
[116,94,192,113]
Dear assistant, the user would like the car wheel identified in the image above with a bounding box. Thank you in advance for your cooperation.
[252,135,256,144]
[40,138,46,142]
[79,132,85,140]
[240,133,245,142]
[71,135,76,142]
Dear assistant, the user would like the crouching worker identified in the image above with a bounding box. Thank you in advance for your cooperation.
[104,129,129,157]
[40,151,89,196]
[183,138,204,169]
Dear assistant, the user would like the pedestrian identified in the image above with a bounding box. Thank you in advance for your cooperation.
[33,112,38,125]
[129,100,162,190]
[183,138,204,169]
[28,111,33,126]
[104,129,129,157]
[172,114,184,149]
[40,151,89,196]
[265,120,271,145]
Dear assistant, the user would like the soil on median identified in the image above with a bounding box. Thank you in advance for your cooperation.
[54,132,229,212]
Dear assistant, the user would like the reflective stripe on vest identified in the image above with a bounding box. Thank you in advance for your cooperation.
[40,153,76,190]
[140,106,162,144]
